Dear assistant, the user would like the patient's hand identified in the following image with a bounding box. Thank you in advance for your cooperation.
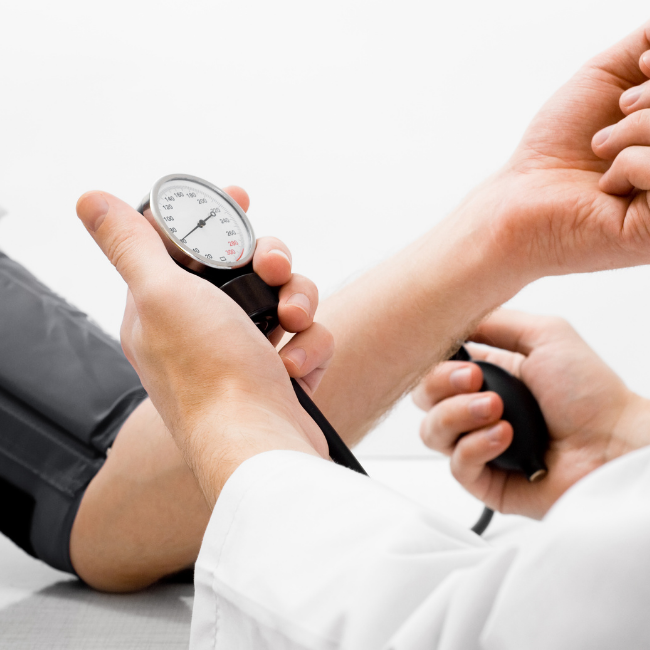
[412,310,650,519]
[76,188,333,508]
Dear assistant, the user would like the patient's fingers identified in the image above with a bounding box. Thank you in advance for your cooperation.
[592,109,650,160]
[253,236,293,287]
[279,322,334,394]
[412,361,483,412]
[599,146,650,195]
[419,391,503,454]
[278,273,318,333]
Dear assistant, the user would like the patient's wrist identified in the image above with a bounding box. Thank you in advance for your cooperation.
[419,175,533,322]
[168,389,321,508]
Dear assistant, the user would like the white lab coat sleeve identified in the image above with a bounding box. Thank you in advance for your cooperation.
[480,444,650,650]
[189,447,650,650]
[189,449,492,650]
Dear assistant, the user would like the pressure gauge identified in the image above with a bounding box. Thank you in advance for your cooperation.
[137,174,279,334]
[137,173,255,274]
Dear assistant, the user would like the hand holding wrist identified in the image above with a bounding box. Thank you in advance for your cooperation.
[180,388,323,508]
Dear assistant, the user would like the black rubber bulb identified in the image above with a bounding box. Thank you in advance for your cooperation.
[453,346,549,482]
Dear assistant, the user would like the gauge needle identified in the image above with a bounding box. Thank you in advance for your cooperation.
[180,210,217,241]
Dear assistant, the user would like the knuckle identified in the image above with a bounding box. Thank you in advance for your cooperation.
[452,440,473,470]
[419,417,439,450]
[435,404,459,433]
[449,457,465,483]
[617,146,638,170]
[291,273,319,299]
[418,420,432,447]
[290,272,309,285]
[421,371,441,401]
[627,108,650,131]
[428,419,457,456]
[300,322,335,360]
[411,384,430,411]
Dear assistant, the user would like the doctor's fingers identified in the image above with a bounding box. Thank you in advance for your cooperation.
[599,146,650,195]
[412,361,484,412]
[449,421,513,496]
[419,391,504,454]
[253,236,293,287]
[222,185,250,212]
[277,274,318,333]
[592,109,650,161]
[617,51,650,114]
[279,322,334,395]
[619,80,650,114]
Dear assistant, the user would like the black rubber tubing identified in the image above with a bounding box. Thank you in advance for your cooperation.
[290,378,368,476]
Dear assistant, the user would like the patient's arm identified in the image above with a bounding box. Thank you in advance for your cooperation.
[313,25,650,445]
[70,399,207,591]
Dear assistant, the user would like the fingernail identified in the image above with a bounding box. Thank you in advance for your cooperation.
[449,367,473,391]
[484,424,503,444]
[269,249,291,264]
[469,396,493,419]
[642,52,650,69]
[593,124,614,146]
[621,86,643,107]
[286,292,311,316]
[284,347,307,369]
[77,192,109,232]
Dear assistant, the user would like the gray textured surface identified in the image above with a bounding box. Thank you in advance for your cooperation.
[0,536,192,649]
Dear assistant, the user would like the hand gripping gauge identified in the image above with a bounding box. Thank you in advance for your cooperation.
[137,174,366,476]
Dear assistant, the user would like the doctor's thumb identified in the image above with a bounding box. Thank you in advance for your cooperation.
[76,190,178,295]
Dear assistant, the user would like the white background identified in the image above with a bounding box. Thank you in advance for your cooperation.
[1,0,650,463]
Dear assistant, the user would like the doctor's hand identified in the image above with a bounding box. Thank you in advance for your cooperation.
[459,25,650,289]
[412,310,650,519]
[76,188,333,508]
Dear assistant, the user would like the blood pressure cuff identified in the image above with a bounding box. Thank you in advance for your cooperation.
[0,251,147,574]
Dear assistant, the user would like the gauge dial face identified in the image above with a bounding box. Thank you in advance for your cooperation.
[153,177,252,269]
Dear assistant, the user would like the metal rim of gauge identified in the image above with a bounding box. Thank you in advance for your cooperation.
[142,173,256,273]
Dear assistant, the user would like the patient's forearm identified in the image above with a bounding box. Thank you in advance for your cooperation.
[314,183,526,446]
[70,399,211,592]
